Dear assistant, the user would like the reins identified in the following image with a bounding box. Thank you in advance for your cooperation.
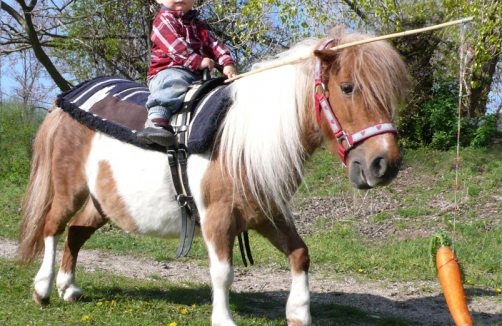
[313,38,398,165]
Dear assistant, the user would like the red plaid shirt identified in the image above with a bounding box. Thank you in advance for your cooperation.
[147,8,234,79]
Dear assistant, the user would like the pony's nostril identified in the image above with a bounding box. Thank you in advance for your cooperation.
[370,157,387,178]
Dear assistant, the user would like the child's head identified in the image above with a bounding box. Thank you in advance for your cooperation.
[157,0,194,13]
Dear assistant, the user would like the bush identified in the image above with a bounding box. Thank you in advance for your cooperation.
[0,101,46,185]
[397,83,499,150]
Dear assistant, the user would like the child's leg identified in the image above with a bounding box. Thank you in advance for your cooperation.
[146,68,201,120]
[139,68,200,146]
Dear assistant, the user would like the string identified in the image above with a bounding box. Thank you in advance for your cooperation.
[453,20,474,255]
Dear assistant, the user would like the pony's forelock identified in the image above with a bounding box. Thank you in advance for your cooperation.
[330,27,410,118]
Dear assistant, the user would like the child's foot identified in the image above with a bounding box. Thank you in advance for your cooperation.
[137,117,176,147]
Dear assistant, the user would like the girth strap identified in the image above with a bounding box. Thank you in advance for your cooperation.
[177,148,197,257]
[168,148,196,258]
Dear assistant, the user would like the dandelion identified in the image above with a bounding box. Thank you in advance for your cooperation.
[96,301,103,307]
[466,279,473,285]
[82,315,89,321]
[496,288,501,294]
[111,300,117,305]
[176,305,189,315]
[357,268,364,273]
[191,304,197,309]
[168,322,178,326]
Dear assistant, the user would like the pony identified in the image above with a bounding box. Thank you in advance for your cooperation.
[18,27,409,325]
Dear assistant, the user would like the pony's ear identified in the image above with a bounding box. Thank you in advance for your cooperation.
[313,49,339,64]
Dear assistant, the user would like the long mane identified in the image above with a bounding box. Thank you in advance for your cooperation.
[218,27,409,219]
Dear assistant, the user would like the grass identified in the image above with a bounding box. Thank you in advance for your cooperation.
[2,103,502,324]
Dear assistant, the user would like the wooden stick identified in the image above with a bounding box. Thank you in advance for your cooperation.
[225,17,474,83]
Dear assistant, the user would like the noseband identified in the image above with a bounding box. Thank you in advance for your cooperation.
[314,38,398,165]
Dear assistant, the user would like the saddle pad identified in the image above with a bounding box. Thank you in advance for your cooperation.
[187,85,232,154]
[56,76,233,154]
[57,76,165,152]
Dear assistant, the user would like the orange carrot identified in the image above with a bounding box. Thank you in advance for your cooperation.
[430,233,473,326]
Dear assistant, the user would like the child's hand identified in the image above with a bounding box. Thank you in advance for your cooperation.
[198,58,215,71]
[223,65,237,79]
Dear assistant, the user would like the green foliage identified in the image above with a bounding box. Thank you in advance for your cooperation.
[471,113,499,148]
[398,82,499,150]
[0,102,45,185]
[55,0,155,82]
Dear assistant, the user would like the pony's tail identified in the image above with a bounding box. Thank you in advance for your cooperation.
[18,107,63,265]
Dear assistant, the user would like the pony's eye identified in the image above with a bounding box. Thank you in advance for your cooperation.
[340,83,354,95]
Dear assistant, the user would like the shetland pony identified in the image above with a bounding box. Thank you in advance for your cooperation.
[18,27,409,325]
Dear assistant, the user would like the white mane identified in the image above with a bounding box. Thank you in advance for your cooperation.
[219,38,319,218]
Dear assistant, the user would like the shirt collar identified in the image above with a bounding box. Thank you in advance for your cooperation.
[161,6,198,21]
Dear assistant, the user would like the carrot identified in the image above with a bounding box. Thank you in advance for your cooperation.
[430,233,473,326]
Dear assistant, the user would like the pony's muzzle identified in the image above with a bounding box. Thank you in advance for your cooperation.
[348,149,402,189]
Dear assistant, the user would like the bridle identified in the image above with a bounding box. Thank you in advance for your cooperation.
[314,38,398,165]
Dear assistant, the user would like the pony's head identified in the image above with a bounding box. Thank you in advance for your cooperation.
[313,27,410,189]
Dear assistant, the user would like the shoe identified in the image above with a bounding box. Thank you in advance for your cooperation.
[137,117,176,147]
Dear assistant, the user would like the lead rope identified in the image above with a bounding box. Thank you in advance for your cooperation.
[453,20,474,255]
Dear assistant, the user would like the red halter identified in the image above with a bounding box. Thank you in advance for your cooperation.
[314,38,398,165]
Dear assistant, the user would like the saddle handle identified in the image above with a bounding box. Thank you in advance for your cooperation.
[202,68,211,81]
[202,64,224,81]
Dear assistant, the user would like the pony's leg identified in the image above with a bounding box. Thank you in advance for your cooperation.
[202,204,236,326]
[255,218,311,326]
[32,192,88,305]
[56,199,108,301]
[33,234,60,305]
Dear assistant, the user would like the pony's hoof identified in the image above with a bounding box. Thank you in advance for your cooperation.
[59,285,84,302]
[33,291,50,306]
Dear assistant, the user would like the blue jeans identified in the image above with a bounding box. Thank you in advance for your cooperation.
[146,68,201,120]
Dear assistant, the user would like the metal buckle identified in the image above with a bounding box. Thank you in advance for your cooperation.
[315,83,326,95]
[336,131,353,150]
[176,195,188,207]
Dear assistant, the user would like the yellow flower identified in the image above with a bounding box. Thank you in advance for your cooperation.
[191,304,197,309]
[180,308,189,315]
[358,268,364,273]
[168,322,178,326]
[82,315,89,321]
[96,301,103,307]
[496,288,502,294]
[111,300,117,305]
[466,279,473,285]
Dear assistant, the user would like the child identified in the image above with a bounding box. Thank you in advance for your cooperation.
[138,0,237,146]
